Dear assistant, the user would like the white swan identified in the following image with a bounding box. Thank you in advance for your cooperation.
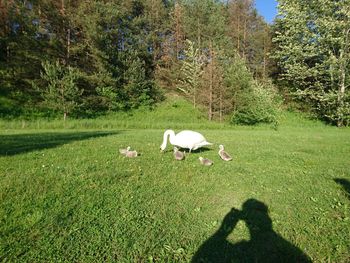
[160,130,212,152]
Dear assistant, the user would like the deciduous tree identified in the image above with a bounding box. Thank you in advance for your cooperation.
[273,0,350,126]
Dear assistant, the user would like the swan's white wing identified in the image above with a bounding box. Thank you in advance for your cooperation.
[174,130,206,148]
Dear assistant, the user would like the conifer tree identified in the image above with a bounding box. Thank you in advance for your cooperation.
[35,61,82,120]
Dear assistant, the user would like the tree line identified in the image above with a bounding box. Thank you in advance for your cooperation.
[0,0,349,126]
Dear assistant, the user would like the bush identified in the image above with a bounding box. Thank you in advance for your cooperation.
[294,89,350,127]
[224,55,280,126]
[231,81,280,125]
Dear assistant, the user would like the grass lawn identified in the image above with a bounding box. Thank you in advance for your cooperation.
[1,99,350,262]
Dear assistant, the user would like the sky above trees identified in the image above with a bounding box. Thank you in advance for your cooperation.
[255,0,277,23]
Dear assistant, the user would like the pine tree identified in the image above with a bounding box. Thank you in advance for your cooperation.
[35,61,82,120]
[143,0,169,62]
[0,0,48,115]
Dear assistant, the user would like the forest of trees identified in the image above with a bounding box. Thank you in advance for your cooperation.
[0,0,349,126]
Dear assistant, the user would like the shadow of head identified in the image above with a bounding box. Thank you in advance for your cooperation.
[334,178,350,199]
[242,198,268,212]
[240,199,272,234]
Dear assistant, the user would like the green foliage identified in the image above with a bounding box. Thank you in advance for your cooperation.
[231,81,280,125]
[224,55,253,94]
[273,0,350,126]
[0,0,277,123]
[70,0,164,112]
[295,89,350,126]
[0,0,164,118]
[227,0,273,78]
[182,0,229,49]
[0,96,21,118]
[95,86,120,111]
[34,61,83,120]
[225,56,280,125]
[123,57,163,109]
[0,1,49,116]
[179,40,203,107]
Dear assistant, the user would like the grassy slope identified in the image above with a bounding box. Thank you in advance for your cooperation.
[0,97,222,130]
[0,97,350,262]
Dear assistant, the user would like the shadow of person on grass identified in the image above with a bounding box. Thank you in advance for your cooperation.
[0,131,118,156]
[192,199,311,263]
[334,178,350,200]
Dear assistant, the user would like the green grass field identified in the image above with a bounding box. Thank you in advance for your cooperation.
[1,98,350,262]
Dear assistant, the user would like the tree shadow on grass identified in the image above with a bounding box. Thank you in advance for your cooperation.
[192,199,311,263]
[334,178,350,200]
[0,131,118,156]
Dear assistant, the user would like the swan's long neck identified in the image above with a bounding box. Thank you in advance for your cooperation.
[160,130,175,151]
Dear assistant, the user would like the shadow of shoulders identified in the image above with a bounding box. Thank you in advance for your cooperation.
[0,131,119,156]
[192,199,312,263]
